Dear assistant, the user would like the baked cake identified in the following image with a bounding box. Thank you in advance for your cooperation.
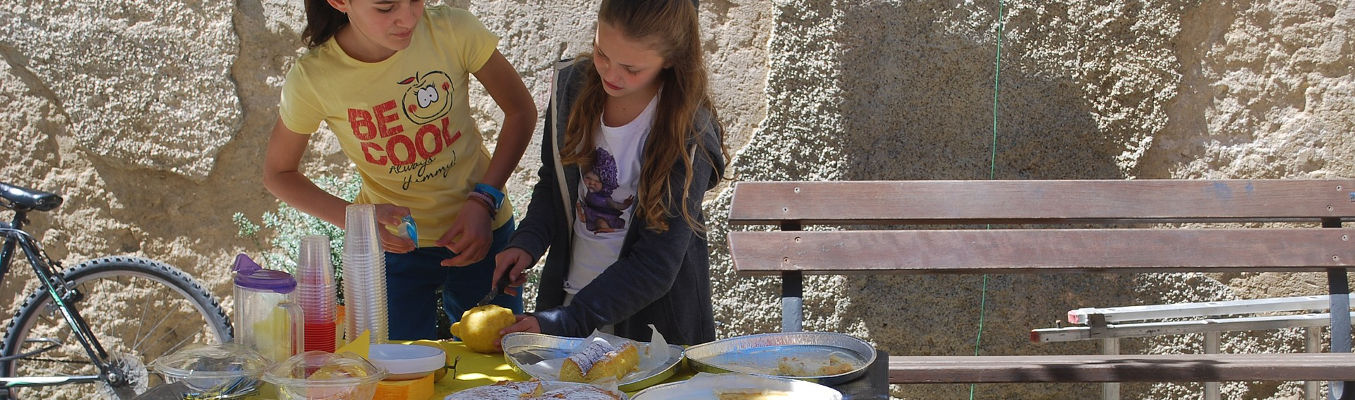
[558,340,640,383]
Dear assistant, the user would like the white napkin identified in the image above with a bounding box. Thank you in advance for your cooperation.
[641,324,671,371]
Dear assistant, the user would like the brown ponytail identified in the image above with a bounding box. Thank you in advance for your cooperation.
[301,0,348,48]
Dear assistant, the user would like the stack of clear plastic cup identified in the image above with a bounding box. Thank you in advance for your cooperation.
[341,204,389,344]
[296,235,338,353]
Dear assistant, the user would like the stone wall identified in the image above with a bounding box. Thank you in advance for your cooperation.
[1,0,1352,398]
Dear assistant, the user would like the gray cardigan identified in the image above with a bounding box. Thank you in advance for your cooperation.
[506,59,723,345]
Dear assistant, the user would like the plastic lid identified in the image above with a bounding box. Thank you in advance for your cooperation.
[148,343,270,394]
[367,344,445,380]
[262,351,386,387]
[232,253,297,293]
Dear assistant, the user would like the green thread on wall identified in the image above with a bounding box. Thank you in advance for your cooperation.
[970,0,1005,397]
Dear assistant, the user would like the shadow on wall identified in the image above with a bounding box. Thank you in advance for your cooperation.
[836,5,1123,181]
[829,2,1137,398]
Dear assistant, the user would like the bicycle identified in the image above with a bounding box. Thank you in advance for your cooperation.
[0,182,233,399]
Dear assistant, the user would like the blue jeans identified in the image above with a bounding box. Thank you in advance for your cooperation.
[384,219,523,340]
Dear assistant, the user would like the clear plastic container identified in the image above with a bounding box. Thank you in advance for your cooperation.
[149,343,271,399]
[263,351,386,400]
[297,235,338,353]
[232,253,305,363]
[341,204,388,344]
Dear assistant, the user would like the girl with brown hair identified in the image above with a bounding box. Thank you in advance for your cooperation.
[492,0,726,345]
[263,0,535,340]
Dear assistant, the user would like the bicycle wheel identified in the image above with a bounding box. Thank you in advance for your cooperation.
[1,256,232,399]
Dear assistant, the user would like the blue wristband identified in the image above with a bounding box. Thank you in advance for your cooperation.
[473,183,505,210]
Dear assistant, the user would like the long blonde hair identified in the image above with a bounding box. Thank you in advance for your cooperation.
[561,0,726,234]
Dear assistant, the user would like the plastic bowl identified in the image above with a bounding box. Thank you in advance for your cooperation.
[367,343,445,380]
[263,351,386,400]
[148,343,270,399]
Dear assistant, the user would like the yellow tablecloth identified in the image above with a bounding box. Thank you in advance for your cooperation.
[239,340,688,399]
[431,340,692,398]
[432,340,530,394]
[238,341,529,400]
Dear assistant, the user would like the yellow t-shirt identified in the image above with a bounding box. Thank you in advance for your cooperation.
[279,6,513,246]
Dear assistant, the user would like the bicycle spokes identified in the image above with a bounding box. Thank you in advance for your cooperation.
[3,256,231,399]
[0,339,62,363]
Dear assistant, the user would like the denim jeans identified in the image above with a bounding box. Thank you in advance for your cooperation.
[383,219,523,340]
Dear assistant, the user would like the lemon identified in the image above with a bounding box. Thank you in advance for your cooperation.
[449,305,515,353]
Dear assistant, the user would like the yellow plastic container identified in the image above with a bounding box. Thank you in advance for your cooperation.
[373,373,434,400]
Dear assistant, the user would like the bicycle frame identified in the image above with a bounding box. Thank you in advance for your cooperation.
[1,207,118,391]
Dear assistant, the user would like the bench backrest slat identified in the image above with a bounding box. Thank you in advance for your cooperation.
[729,180,1355,226]
[729,229,1355,275]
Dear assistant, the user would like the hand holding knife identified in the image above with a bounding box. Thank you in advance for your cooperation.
[476,266,514,307]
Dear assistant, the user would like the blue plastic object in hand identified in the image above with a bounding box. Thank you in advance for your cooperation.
[400,215,418,244]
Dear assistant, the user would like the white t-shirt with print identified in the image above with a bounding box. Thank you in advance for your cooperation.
[564,93,661,295]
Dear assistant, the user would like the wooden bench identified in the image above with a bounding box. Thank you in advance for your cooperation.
[726,180,1355,396]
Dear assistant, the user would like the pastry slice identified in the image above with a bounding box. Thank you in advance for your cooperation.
[558,340,639,383]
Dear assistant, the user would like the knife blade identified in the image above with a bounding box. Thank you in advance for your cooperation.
[476,267,513,307]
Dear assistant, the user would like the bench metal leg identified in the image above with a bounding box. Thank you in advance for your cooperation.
[1309,327,1321,400]
[1101,338,1119,400]
[1206,332,1220,400]
[779,222,804,333]
[1324,218,1351,400]
[1328,267,1350,400]
[782,271,803,332]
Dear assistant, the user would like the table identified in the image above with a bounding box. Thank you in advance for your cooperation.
[139,341,890,399]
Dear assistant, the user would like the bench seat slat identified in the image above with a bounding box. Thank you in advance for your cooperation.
[1032,313,1350,342]
[1068,294,1350,324]
[729,180,1355,225]
[729,229,1355,275]
[887,353,1355,383]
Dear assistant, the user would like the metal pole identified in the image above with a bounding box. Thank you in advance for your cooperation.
[1101,338,1120,400]
[1309,327,1321,400]
[1323,218,1350,400]
[782,271,803,332]
[781,221,803,333]
[1205,332,1220,400]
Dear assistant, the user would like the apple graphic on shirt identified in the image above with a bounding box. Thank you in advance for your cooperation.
[398,70,454,125]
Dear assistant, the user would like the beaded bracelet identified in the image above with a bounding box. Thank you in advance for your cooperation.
[473,183,505,210]
[467,191,496,218]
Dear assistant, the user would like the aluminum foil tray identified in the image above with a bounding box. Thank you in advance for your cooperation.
[500,332,684,392]
[632,372,841,400]
[683,332,875,385]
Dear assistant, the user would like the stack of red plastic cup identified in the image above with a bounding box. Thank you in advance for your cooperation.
[297,235,338,353]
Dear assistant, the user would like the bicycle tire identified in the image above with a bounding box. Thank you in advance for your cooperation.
[0,256,232,399]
